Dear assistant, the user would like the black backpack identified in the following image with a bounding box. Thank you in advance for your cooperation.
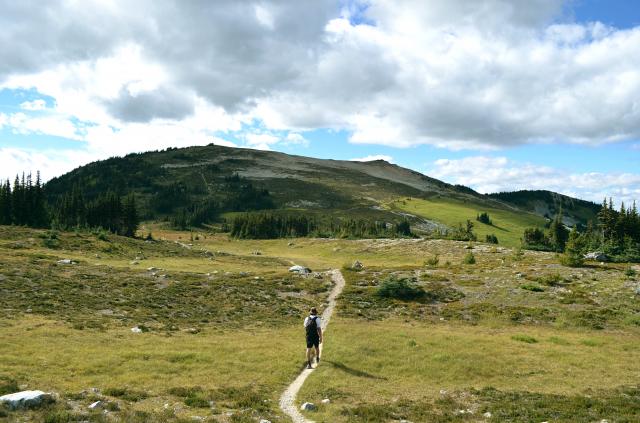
[306,316,318,336]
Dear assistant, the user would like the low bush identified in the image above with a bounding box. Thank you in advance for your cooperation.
[462,252,476,265]
[376,276,425,301]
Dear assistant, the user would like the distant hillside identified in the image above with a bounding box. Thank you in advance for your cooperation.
[488,190,600,227]
[44,144,597,237]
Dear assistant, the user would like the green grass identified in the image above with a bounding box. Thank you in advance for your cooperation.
[2,225,640,422]
[299,320,640,422]
[391,197,547,247]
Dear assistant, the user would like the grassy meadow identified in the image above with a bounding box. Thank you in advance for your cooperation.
[1,223,639,422]
[390,197,547,247]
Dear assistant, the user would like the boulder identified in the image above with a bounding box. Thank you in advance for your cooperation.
[300,402,317,411]
[352,260,364,270]
[289,265,311,274]
[0,390,54,410]
[584,252,609,262]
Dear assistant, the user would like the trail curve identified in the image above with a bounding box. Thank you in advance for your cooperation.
[279,269,345,423]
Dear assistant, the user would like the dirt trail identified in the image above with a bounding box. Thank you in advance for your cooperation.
[279,269,345,423]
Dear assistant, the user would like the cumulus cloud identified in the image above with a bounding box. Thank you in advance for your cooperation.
[428,156,640,204]
[0,0,638,192]
[350,154,394,163]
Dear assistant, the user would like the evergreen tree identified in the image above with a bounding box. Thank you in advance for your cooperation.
[548,209,569,252]
[122,194,139,237]
[561,227,584,267]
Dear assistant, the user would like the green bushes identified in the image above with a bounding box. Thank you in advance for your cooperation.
[462,252,476,265]
[376,276,425,301]
[485,234,498,244]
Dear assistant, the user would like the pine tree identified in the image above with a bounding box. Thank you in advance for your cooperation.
[122,194,139,237]
[561,227,584,267]
[548,209,569,252]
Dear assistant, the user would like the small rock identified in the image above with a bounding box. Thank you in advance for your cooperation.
[483,411,492,418]
[57,259,74,265]
[259,420,272,423]
[300,402,317,411]
[130,261,139,265]
[0,390,54,410]
[88,400,102,409]
[287,242,294,247]
[147,267,159,272]
[321,398,330,404]
[131,326,143,333]
[352,260,364,270]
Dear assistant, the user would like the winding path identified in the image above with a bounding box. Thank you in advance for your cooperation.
[279,269,346,423]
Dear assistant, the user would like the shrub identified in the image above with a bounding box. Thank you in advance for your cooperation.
[0,377,18,395]
[485,234,498,244]
[625,267,637,277]
[462,252,476,265]
[520,284,545,292]
[538,273,563,286]
[376,276,425,301]
[425,255,439,267]
[477,212,492,225]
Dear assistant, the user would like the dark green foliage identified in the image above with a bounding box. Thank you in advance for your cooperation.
[520,284,545,292]
[171,199,219,229]
[476,212,492,225]
[376,276,425,301]
[449,219,476,241]
[485,234,498,244]
[230,213,412,239]
[561,227,585,267]
[512,334,538,343]
[0,172,49,228]
[53,188,140,237]
[462,252,476,264]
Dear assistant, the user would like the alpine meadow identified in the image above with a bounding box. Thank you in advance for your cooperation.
[1,1,640,423]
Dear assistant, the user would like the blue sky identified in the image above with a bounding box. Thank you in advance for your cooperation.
[0,0,639,204]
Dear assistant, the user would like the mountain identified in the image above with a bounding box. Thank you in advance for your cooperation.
[44,144,599,238]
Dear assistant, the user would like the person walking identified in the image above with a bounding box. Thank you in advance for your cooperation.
[304,307,323,369]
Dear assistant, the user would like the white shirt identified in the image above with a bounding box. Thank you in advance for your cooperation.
[304,315,322,330]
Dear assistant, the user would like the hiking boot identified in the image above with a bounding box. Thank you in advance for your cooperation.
[306,363,313,370]
[316,356,320,364]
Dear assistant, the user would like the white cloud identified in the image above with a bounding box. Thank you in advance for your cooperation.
[0,148,98,182]
[19,99,47,110]
[428,156,640,204]
[350,154,394,163]
[5,112,81,140]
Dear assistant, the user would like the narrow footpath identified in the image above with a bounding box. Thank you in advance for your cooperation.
[279,269,346,423]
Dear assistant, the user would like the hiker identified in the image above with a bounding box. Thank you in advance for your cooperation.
[304,307,323,369]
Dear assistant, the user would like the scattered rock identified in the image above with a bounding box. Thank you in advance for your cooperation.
[0,390,54,410]
[186,327,200,334]
[130,260,140,265]
[252,250,262,255]
[57,259,75,265]
[584,252,609,262]
[300,402,317,411]
[287,242,294,247]
[131,326,143,333]
[321,398,330,404]
[483,412,492,418]
[289,265,311,274]
[88,400,102,409]
[147,267,159,272]
[259,420,272,423]
[352,260,364,270]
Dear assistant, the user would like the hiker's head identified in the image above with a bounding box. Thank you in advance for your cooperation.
[310,307,318,316]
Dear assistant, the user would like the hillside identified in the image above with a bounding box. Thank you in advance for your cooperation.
[44,145,598,241]
[488,190,600,227]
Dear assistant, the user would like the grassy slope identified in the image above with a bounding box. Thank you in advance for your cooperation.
[391,197,547,247]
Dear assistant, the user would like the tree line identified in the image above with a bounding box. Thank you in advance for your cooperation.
[230,213,413,239]
[523,198,640,263]
[0,171,140,238]
[0,172,49,228]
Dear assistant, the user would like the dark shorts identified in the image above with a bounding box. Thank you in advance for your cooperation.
[306,336,320,349]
